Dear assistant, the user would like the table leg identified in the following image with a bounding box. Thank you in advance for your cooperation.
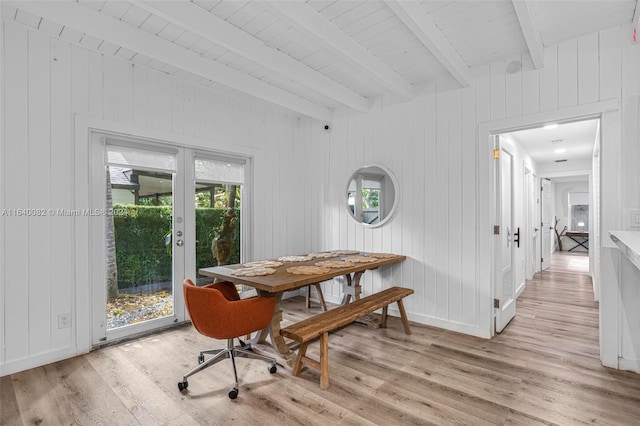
[254,291,290,355]
[340,271,364,305]
[341,271,381,328]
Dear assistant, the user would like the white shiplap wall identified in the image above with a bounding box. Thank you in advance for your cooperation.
[0,18,325,375]
[323,25,640,348]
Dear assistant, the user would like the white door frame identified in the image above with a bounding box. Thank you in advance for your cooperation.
[478,100,617,339]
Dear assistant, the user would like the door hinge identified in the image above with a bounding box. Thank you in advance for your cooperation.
[493,225,500,235]
[494,299,500,308]
[493,148,500,159]
[541,257,544,263]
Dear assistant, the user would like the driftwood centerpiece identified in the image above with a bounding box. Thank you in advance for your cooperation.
[554,216,567,251]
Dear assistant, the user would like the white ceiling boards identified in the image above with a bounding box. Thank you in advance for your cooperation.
[4,1,638,119]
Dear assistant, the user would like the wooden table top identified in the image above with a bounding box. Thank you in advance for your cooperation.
[199,251,406,293]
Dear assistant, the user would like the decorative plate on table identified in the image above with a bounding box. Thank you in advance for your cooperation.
[278,255,313,262]
[242,260,283,268]
[342,255,377,263]
[231,267,276,276]
[315,260,355,268]
[286,266,332,275]
[308,252,340,259]
[331,250,360,255]
[367,253,398,259]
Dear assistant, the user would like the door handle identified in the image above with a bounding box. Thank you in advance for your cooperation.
[514,227,520,248]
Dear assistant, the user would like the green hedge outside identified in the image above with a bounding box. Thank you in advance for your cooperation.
[113,205,240,289]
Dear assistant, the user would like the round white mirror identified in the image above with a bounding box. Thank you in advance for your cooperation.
[346,164,399,227]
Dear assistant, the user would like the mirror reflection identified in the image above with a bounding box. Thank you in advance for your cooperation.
[346,164,398,227]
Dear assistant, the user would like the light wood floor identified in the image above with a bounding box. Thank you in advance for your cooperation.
[3,252,640,425]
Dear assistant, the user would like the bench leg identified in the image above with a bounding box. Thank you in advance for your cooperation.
[292,341,309,376]
[381,305,388,328]
[397,299,411,335]
[291,335,330,390]
[320,332,329,390]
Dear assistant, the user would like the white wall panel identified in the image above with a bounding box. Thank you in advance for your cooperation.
[540,45,559,111]
[521,66,540,115]
[27,28,52,355]
[505,55,523,118]
[578,33,599,105]
[3,21,30,362]
[558,39,578,109]
[1,18,317,375]
[490,61,506,120]
[423,85,437,318]
[460,86,477,326]
[599,28,623,101]
[50,37,73,351]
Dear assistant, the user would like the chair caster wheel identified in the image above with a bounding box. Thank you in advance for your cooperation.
[198,354,205,364]
[228,388,238,399]
[268,363,277,374]
[178,381,188,392]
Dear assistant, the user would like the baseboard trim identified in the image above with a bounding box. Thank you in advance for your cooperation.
[0,346,81,377]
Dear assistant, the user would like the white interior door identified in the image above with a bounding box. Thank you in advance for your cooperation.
[525,169,540,279]
[541,178,553,270]
[495,137,517,333]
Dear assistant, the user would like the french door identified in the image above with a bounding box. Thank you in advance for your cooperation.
[90,132,248,345]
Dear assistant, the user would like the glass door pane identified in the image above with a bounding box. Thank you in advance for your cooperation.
[193,155,245,288]
[195,183,241,285]
[107,167,175,331]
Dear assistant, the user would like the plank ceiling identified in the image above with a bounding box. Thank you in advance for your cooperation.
[4,0,640,121]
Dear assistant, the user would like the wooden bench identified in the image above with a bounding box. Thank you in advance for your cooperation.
[280,286,414,389]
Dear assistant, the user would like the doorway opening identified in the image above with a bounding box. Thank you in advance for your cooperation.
[491,116,600,336]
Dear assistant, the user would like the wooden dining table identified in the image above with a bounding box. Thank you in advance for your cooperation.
[199,251,406,358]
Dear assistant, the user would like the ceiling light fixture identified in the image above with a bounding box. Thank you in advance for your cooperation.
[544,123,559,130]
[555,148,566,154]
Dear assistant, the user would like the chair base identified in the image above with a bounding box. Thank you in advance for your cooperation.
[178,338,277,399]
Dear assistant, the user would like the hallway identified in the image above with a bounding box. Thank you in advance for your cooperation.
[506,250,598,358]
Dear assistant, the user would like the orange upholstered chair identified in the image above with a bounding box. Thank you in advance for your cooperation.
[178,279,277,399]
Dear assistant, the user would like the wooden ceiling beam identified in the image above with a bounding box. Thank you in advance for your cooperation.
[385,0,471,88]
[264,1,414,101]
[512,0,545,70]
[9,1,332,121]
[135,0,369,113]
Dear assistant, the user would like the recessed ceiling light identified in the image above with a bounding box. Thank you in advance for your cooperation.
[551,139,563,144]
[555,148,566,154]
[544,123,559,130]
